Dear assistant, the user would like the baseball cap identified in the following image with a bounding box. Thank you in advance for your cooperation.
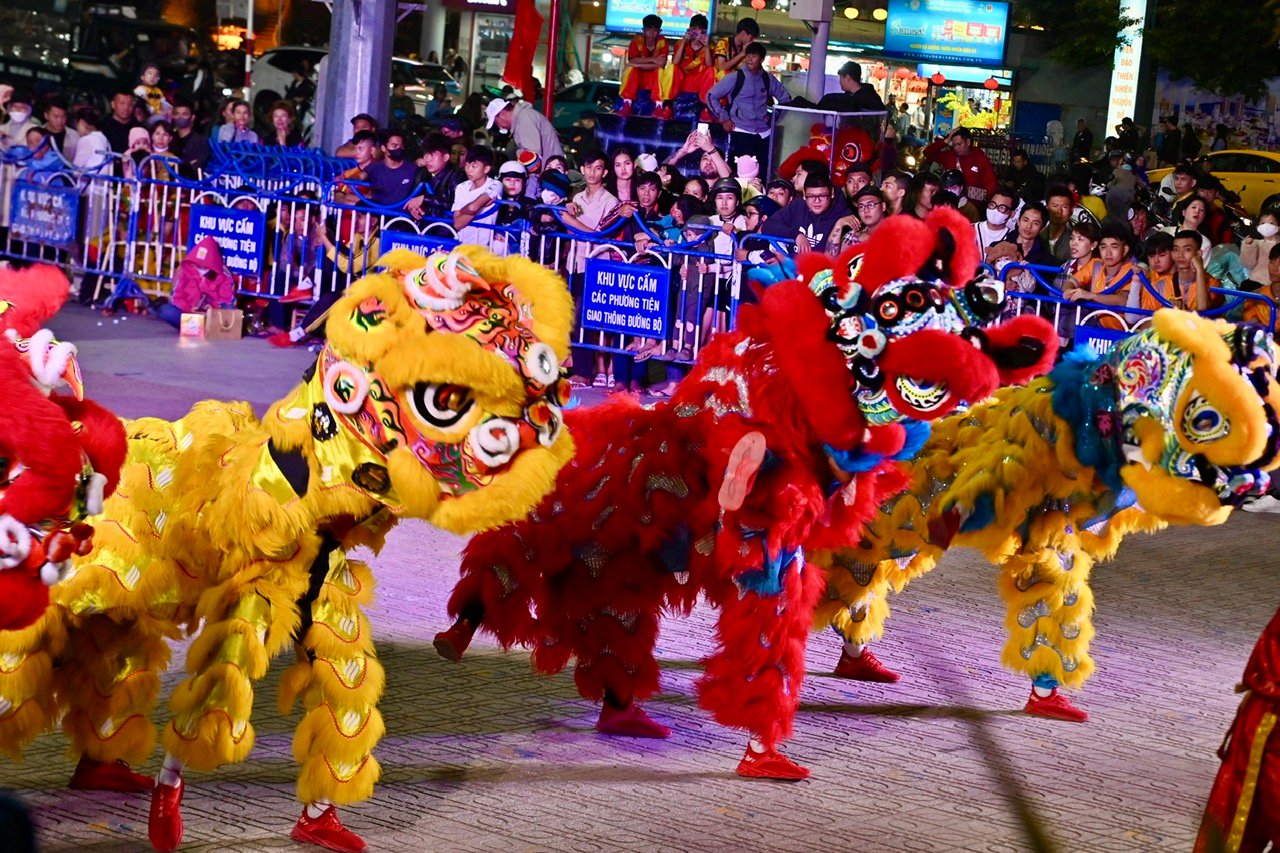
[498,160,526,179]
[350,113,376,125]
[485,98,514,129]
[711,177,741,198]
[766,178,793,193]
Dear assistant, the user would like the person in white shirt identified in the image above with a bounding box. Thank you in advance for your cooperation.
[451,144,502,248]
[0,91,40,152]
[974,186,1019,255]
[707,177,746,328]
[71,108,112,173]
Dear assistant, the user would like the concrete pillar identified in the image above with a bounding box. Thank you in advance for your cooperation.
[420,0,447,63]
[315,0,397,154]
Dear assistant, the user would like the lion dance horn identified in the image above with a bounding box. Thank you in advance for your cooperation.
[402,250,488,312]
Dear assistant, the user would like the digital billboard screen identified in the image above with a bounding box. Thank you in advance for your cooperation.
[605,0,717,37]
[884,0,1010,67]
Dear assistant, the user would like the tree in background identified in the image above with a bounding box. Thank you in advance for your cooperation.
[1146,0,1280,99]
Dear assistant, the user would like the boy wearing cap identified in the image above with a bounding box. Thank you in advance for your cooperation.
[493,160,533,256]
[405,132,463,221]
[619,14,669,109]
[452,144,503,248]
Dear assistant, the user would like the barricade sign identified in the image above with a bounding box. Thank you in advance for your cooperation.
[9,181,79,247]
[187,204,267,276]
[1074,323,1132,355]
[581,257,670,337]
[379,229,457,257]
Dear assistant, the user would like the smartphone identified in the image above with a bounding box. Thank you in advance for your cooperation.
[696,122,709,137]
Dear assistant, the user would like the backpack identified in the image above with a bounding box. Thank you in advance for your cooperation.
[724,69,778,109]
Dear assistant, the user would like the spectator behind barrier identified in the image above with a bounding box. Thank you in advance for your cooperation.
[405,132,464,221]
[217,99,258,144]
[169,97,209,177]
[452,144,502,249]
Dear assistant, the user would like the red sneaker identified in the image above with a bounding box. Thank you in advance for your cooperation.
[833,647,901,683]
[432,618,476,662]
[1024,688,1089,722]
[735,744,810,780]
[595,702,671,738]
[148,778,184,852]
[267,331,298,348]
[291,804,367,853]
[652,104,673,120]
[280,288,314,304]
[617,100,634,117]
[69,755,154,792]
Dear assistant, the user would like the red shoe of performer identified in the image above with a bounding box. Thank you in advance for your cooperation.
[736,743,810,781]
[617,100,634,117]
[69,755,154,792]
[833,648,901,683]
[280,288,313,304]
[652,104,673,120]
[1024,688,1089,722]
[267,331,297,349]
[595,702,672,738]
[148,778,185,853]
[432,618,476,662]
[291,804,367,853]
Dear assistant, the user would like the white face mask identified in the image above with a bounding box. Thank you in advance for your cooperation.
[986,208,1011,227]
[1258,223,1279,239]
[8,109,30,125]
[540,190,563,205]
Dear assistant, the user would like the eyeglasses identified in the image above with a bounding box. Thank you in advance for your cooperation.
[804,192,830,201]
[987,201,1014,214]
[856,202,882,211]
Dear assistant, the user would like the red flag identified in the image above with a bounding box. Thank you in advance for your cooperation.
[502,0,544,98]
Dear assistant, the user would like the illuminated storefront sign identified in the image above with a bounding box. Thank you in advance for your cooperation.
[884,0,1010,67]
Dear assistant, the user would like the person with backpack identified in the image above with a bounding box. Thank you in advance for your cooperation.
[705,42,791,179]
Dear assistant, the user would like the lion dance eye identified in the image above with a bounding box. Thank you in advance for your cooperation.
[1182,395,1230,443]
[408,382,475,429]
[523,342,560,387]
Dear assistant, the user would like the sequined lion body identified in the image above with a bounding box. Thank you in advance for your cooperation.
[815,310,1280,693]
[0,247,575,809]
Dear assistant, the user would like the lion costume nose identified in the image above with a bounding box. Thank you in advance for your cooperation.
[469,419,522,469]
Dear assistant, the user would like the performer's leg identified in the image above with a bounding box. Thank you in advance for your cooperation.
[285,554,383,853]
[698,551,823,780]
[58,613,169,791]
[816,552,900,683]
[151,587,281,852]
[998,547,1095,722]
[0,607,67,762]
[436,529,545,661]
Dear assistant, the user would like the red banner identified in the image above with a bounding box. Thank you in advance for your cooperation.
[501,0,543,96]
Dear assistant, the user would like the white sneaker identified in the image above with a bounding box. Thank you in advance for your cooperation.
[1242,495,1280,513]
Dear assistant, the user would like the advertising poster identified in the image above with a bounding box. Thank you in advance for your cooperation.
[884,0,1009,67]
[186,204,267,277]
[605,0,715,36]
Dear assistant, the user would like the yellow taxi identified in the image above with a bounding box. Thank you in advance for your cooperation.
[1148,150,1280,216]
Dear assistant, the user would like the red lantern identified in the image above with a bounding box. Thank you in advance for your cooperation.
[751,0,766,8]
[871,66,888,80]
[894,67,912,80]
[609,46,626,58]
[930,71,946,85]
[983,76,1000,90]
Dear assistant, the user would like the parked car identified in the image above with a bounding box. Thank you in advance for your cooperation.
[1148,149,1280,217]
[552,81,620,132]
[250,46,460,124]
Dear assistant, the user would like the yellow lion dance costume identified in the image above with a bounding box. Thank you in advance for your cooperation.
[0,247,575,853]
[813,310,1280,721]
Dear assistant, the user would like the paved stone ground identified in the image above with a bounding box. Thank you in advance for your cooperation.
[5,303,1278,852]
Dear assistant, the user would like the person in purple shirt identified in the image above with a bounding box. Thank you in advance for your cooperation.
[361,129,417,206]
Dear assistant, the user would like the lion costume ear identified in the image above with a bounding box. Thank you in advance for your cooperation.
[854,215,935,291]
[923,207,982,287]
[322,269,420,366]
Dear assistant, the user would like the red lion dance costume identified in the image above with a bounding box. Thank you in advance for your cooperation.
[0,264,126,633]
[1198,606,1280,852]
[435,210,1057,779]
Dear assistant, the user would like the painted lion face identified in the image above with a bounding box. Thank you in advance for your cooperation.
[271,247,576,534]
[1113,310,1280,525]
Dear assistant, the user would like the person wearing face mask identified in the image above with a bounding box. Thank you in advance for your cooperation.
[361,130,417,207]
[167,97,208,179]
[974,186,1019,254]
[0,91,39,153]
[1242,212,1280,286]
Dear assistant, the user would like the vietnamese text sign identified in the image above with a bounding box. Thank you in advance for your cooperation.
[1105,0,1147,138]
[379,229,457,258]
[581,258,670,336]
[605,0,716,37]
[10,181,79,247]
[187,204,266,276]
[884,0,1010,67]
[1074,323,1132,356]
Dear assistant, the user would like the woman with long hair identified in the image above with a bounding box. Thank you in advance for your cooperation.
[264,100,302,147]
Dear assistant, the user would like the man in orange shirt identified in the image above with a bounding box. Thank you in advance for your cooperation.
[1142,230,1220,313]
[712,18,759,80]
[667,14,714,103]
[620,15,669,109]
[1242,242,1280,331]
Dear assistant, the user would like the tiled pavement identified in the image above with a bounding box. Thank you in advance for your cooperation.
[6,304,1278,851]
